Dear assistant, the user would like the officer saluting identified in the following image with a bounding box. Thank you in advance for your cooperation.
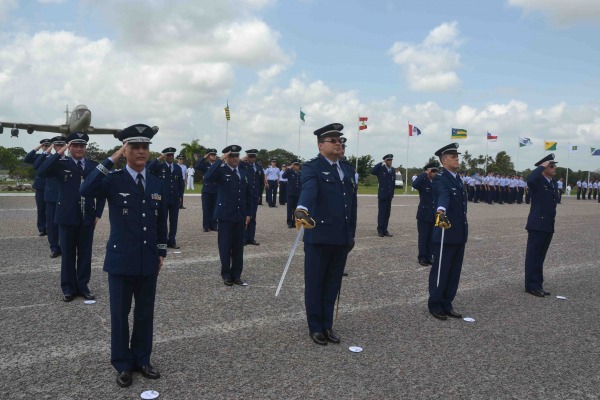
[80,124,167,388]
[24,139,51,236]
[148,147,184,248]
[524,154,559,297]
[195,148,219,232]
[37,132,105,302]
[204,145,253,286]
[412,161,439,266]
[428,143,468,320]
[294,123,357,346]
[370,154,396,237]
[282,159,302,228]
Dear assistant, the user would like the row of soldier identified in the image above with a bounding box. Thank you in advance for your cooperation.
[575,179,599,200]
[22,123,566,389]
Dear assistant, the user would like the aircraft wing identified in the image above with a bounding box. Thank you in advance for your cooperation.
[0,121,67,134]
[87,126,122,137]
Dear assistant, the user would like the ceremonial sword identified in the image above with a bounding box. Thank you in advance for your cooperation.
[275,226,304,297]
[436,227,445,287]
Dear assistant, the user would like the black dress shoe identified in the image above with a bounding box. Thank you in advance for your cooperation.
[309,331,328,346]
[223,279,233,286]
[378,233,385,237]
[444,310,463,318]
[210,227,218,231]
[342,272,348,277]
[179,206,186,209]
[39,231,47,237]
[418,259,430,266]
[233,279,248,286]
[323,329,341,344]
[50,251,60,258]
[526,289,546,297]
[542,290,551,296]
[116,370,132,388]
[168,244,180,249]
[247,240,259,246]
[81,292,95,301]
[203,228,210,232]
[430,311,447,320]
[134,364,160,379]
[62,294,74,302]
[384,232,393,237]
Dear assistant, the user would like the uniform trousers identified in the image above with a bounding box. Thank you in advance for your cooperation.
[377,198,392,234]
[201,192,218,230]
[304,243,347,332]
[524,230,553,291]
[108,272,158,373]
[266,180,278,206]
[417,219,434,262]
[286,195,299,227]
[217,220,245,281]
[428,243,464,313]
[167,204,179,246]
[35,189,46,233]
[244,201,259,242]
[46,202,60,253]
[59,224,93,295]
[279,181,288,205]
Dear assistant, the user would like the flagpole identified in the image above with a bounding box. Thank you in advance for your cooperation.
[485,137,489,174]
[566,146,570,189]
[516,141,520,174]
[356,114,360,171]
[405,121,410,194]
[226,119,229,147]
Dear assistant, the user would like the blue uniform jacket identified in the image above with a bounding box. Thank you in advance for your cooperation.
[370,162,395,200]
[526,166,558,233]
[37,154,105,226]
[204,160,254,223]
[24,150,46,190]
[298,154,357,246]
[147,160,184,206]
[432,169,468,245]
[81,159,168,276]
[194,160,218,194]
[412,172,435,223]
[239,160,262,197]
[33,153,59,202]
[282,169,302,196]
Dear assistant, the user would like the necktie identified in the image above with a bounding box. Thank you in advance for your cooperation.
[331,163,341,181]
[234,168,240,179]
[77,160,84,174]
[137,174,144,196]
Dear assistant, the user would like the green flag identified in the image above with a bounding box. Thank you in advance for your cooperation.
[300,110,306,122]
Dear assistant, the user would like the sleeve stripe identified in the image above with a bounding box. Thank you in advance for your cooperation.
[97,163,110,175]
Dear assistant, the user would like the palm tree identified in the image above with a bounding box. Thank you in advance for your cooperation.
[180,139,207,163]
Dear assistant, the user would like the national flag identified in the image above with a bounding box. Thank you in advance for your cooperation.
[591,147,600,156]
[451,128,467,139]
[224,101,231,121]
[544,141,557,151]
[408,124,421,136]
[519,137,533,147]
[359,121,367,130]
[359,116,368,122]
[300,109,306,122]
[568,144,580,153]
[487,132,498,141]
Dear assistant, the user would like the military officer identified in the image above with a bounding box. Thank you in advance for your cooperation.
[264,159,280,207]
[24,139,51,236]
[195,148,219,232]
[239,149,262,245]
[412,162,438,266]
[148,148,184,248]
[257,160,266,205]
[593,180,598,200]
[204,145,253,286]
[80,124,167,388]
[370,154,396,237]
[37,132,105,302]
[294,123,357,346]
[282,159,302,228]
[524,154,559,297]
[576,179,581,200]
[34,137,65,257]
[177,154,187,209]
[428,143,468,321]
[278,164,288,205]
[556,178,564,204]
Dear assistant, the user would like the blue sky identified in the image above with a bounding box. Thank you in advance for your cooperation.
[1,0,599,171]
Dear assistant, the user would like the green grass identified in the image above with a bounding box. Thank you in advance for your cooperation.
[181,184,414,195]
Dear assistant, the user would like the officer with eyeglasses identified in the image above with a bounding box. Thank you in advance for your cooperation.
[524,154,559,298]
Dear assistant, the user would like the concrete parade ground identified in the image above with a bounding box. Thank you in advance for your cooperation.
[0,194,599,400]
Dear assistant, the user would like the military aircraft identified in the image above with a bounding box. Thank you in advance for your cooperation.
[0,104,158,138]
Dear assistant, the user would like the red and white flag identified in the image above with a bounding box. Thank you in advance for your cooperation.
[408,124,421,136]
[359,116,368,130]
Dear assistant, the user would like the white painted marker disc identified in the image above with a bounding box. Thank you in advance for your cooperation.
[83,300,96,305]
[463,317,475,322]
[556,296,567,300]
[141,390,160,399]
[173,251,182,254]
[349,346,363,353]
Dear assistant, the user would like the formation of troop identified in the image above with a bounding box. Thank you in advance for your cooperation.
[575,179,599,202]
[22,120,568,388]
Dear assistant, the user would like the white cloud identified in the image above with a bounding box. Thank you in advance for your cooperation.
[388,21,462,92]
[0,0,18,22]
[508,0,600,25]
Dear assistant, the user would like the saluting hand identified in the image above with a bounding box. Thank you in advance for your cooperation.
[57,143,69,156]
[110,142,128,161]
[220,151,230,161]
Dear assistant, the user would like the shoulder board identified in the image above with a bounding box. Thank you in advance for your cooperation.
[109,169,123,174]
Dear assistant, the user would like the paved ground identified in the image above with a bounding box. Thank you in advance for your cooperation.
[0,194,599,399]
